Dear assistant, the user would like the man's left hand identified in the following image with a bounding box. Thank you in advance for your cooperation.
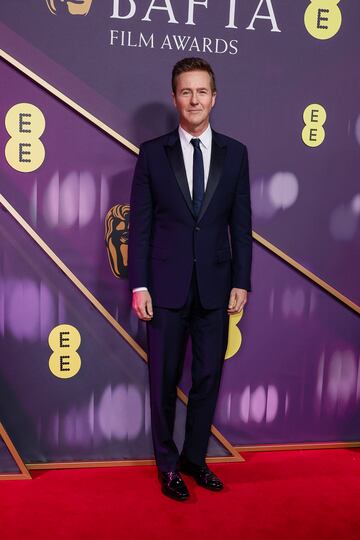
[227,288,248,314]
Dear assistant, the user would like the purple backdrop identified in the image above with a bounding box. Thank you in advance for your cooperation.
[1,0,360,468]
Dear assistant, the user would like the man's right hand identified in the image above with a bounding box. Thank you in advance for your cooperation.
[132,290,153,321]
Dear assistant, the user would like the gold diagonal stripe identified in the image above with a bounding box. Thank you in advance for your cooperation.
[0,49,139,155]
[254,232,360,315]
[0,422,31,480]
[1,49,358,315]
[0,194,242,462]
[0,195,146,360]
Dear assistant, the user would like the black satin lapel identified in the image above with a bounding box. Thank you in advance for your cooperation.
[165,140,194,218]
[197,140,227,223]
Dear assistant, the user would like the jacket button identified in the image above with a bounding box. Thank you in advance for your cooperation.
[195,226,200,231]
[193,258,197,262]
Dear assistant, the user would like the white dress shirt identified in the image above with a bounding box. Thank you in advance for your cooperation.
[133,124,213,293]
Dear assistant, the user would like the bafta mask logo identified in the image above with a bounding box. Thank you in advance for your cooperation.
[105,204,130,279]
[46,0,93,16]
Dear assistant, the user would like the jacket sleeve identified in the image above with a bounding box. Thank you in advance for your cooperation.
[229,144,253,291]
[128,144,153,291]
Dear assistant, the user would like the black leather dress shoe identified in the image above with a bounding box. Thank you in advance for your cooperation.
[178,454,224,491]
[158,470,190,501]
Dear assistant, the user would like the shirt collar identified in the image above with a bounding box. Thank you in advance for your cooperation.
[178,124,212,149]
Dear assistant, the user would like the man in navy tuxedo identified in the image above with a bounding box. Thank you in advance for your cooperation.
[128,57,252,501]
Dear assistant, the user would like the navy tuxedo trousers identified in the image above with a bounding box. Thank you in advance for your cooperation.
[146,263,229,473]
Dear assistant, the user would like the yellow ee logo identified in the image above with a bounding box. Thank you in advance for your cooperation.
[48,324,81,379]
[225,311,243,360]
[304,0,342,40]
[5,103,45,172]
[302,104,326,147]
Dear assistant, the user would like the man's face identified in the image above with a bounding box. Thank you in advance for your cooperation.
[173,70,216,133]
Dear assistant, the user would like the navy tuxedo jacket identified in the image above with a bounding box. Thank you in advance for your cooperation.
[128,128,252,309]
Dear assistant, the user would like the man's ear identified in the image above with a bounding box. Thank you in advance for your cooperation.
[211,92,217,108]
[172,92,177,108]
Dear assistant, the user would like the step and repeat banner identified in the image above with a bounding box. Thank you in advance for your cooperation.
[0,1,360,470]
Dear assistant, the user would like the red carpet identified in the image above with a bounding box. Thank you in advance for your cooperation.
[1,449,360,540]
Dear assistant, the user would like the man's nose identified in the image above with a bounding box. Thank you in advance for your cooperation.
[190,93,199,104]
